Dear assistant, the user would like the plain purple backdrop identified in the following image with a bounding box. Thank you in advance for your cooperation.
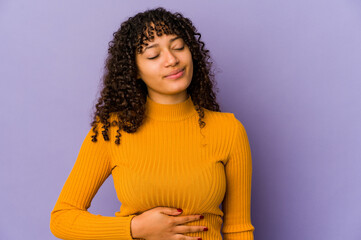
[1,0,360,239]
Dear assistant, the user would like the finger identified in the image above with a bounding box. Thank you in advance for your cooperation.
[172,215,203,225]
[159,207,183,216]
[174,225,208,234]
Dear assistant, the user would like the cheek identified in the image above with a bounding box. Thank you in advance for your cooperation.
[185,54,193,71]
[185,52,193,67]
[140,62,160,78]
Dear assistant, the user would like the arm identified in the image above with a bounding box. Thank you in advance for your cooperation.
[221,115,255,240]
[50,124,137,240]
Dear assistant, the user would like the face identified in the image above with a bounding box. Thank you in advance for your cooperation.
[135,32,193,101]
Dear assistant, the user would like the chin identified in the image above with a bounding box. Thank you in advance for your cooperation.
[166,81,190,93]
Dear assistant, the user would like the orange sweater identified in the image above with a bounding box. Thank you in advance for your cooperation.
[50,95,255,240]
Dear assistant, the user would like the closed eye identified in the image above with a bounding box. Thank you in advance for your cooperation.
[147,46,185,60]
[148,55,159,60]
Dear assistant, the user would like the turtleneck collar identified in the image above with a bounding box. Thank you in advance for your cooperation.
[145,95,198,121]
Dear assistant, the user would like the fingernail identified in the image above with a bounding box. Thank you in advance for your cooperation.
[203,227,208,231]
[200,215,204,219]
[177,208,183,212]
[198,238,202,240]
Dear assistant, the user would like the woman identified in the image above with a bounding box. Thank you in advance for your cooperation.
[50,7,255,240]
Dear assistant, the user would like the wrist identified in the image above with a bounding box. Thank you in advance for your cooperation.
[130,215,143,239]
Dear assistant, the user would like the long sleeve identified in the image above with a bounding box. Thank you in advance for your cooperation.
[221,116,255,240]
[49,124,137,240]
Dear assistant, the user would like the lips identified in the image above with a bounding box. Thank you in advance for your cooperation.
[165,68,184,77]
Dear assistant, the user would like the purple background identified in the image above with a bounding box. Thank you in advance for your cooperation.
[1,1,360,239]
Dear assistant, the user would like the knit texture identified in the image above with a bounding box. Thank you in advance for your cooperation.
[50,95,255,240]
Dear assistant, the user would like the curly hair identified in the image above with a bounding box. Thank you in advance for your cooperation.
[90,7,221,145]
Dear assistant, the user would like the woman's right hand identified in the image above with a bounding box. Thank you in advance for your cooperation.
[130,207,207,240]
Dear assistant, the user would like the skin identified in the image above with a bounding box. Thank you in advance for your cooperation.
[130,207,207,240]
[135,32,193,104]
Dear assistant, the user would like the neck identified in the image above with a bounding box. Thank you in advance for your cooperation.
[145,95,197,121]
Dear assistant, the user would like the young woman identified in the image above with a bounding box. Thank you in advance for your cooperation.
[50,7,255,240]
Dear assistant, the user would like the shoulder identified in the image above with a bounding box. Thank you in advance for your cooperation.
[91,113,121,143]
[204,109,249,144]
[203,108,242,130]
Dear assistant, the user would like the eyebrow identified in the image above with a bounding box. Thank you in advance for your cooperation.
[143,36,182,52]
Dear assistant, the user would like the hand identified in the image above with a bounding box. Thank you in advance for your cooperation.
[130,207,207,240]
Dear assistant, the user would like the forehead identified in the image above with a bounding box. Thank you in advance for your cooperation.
[146,33,180,43]
[138,34,182,54]
[136,21,180,53]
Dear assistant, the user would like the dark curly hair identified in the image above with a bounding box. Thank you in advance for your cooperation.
[90,7,221,145]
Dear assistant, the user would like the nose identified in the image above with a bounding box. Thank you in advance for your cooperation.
[164,49,179,66]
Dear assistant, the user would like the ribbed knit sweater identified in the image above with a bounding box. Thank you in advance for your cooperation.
[50,95,255,240]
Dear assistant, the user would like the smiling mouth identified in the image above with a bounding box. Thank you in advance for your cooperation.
[165,68,185,79]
